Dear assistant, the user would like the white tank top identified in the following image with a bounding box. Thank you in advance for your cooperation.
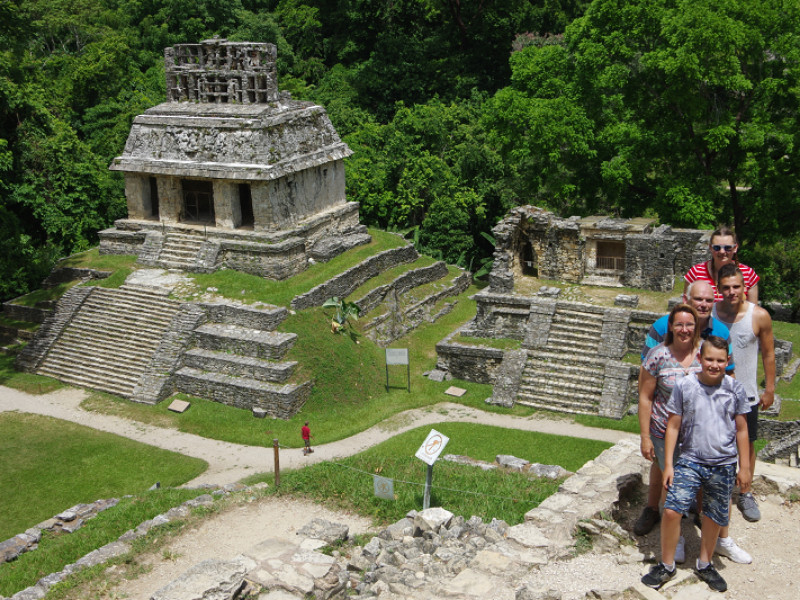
[712,302,758,400]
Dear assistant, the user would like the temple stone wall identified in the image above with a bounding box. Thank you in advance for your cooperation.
[622,233,676,291]
[254,161,346,231]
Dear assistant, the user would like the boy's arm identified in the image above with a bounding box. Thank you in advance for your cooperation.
[756,307,776,410]
[662,413,682,490]
[638,367,657,461]
[735,413,752,493]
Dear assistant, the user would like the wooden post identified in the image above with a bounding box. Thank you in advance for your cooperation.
[273,438,280,487]
[423,463,433,510]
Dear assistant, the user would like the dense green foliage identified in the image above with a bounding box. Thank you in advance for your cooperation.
[2,0,799,308]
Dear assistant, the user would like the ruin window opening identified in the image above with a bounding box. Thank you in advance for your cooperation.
[148,177,160,219]
[181,179,215,224]
[521,241,538,277]
[238,183,254,228]
[596,240,625,271]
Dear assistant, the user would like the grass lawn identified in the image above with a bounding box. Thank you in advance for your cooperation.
[182,228,408,307]
[0,354,64,395]
[247,422,612,526]
[0,413,208,542]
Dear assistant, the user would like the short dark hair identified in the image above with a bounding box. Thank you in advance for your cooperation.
[717,262,743,287]
[701,335,729,357]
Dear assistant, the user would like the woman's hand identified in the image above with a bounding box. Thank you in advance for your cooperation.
[640,436,655,461]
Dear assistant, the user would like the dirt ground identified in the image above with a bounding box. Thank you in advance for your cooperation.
[3,386,799,600]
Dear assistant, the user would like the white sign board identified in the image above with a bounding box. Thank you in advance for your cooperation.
[415,429,450,466]
[385,348,409,365]
[373,475,394,500]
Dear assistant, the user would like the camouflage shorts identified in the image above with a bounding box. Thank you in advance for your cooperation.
[664,458,735,526]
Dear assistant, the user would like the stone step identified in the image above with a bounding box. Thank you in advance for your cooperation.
[183,348,296,383]
[515,393,598,415]
[546,325,602,344]
[48,336,157,361]
[525,360,603,379]
[36,366,137,397]
[194,323,297,360]
[545,335,598,353]
[160,247,199,259]
[68,308,175,330]
[552,310,604,324]
[38,356,142,386]
[35,287,180,399]
[173,367,311,419]
[84,292,179,313]
[519,376,603,396]
[526,350,600,367]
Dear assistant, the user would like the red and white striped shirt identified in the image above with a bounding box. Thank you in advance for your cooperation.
[684,260,759,301]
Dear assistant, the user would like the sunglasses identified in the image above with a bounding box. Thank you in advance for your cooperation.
[711,244,735,252]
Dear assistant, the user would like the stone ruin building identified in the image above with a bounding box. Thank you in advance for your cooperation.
[12,40,378,419]
[489,206,708,293]
[100,39,369,277]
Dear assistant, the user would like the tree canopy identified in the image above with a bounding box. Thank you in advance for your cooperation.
[1,0,799,308]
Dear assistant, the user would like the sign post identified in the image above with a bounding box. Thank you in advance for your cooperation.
[415,429,449,510]
[385,348,410,391]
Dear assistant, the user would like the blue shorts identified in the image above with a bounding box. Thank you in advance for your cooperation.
[664,458,736,526]
[651,435,679,471]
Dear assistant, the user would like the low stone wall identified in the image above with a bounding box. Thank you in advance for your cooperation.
[435,326,506,385]
[172,370,312,419]
[356,261,449,315]
[41,267,111,288]
[194,326,296,359]
[219,237,307,279]
[97,228,147,255]
[0,499,119,564]
[1,302,51,325]
[628,309,662,356]
[291,244,418,310]
[183,349,295,383]
[470,291,535,341]
[200,302,288,331]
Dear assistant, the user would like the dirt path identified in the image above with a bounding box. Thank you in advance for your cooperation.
[3,385,799,600]
[0,385,633,486]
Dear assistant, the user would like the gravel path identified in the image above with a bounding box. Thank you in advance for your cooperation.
[3,385,799,600]
[0,385,633,486]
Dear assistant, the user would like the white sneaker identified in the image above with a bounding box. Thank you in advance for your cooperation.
[675,535,686,563]
[715,536,752,564]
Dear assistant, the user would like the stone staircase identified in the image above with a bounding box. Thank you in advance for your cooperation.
[172,304,312,418]
[516,305,616,415]
[157,232,206,269]
[36,287,181,397]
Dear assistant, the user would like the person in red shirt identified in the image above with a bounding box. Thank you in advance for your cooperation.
[301,421,313,455]
[684,226,759,303]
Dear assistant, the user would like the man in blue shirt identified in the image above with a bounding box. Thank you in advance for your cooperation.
[641,281,733,365]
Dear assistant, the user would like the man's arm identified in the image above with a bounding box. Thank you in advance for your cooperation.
[746,282,759,304]
[735,413,752,492]
[638,367,657,461]
[663,413,682,490]
[755,306,775,410]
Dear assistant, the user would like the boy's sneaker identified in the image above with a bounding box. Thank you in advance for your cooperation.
[737,492,761,522]
[675,536,686,563]
[715,536,752,564]
[633,506,660,536]
[695,563,727,592]
[641,563,676,589]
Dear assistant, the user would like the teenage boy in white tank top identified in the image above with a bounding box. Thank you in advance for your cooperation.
[712,263,775,524]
